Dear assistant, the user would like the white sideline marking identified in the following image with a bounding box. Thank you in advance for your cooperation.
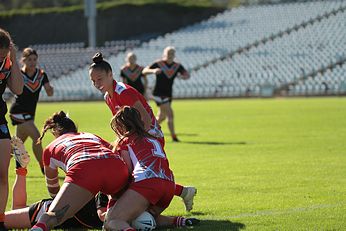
[229,203,346,219]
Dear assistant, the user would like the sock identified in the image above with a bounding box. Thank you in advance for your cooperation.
[0,213,4,222]
[16,167,28,176]
[172,134,178,139]
[32,222,48,231]
[173,216,186,227]
[175,184,184,196]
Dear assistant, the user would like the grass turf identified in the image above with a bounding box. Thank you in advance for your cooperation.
[5,97,346,230]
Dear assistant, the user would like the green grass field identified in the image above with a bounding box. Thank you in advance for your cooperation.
[5,97,346,230]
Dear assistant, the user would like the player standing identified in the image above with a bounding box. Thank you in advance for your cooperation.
[0,28,24,231]
[9,48,54,173]
[120,52,148,96]
[143,46,190,142]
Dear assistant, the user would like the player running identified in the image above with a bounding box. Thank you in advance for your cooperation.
[0,27,24,231]
[89,52,196,212]
[143,46,190,142]
[104,106,199,231]
[9,47,54,173]
[120,52,148,97]
[30,111,129,231]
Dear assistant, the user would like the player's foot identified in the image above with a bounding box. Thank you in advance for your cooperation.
[185,218,200,226]
[172,134,180,142]
[181,186,197,211]
[11,136,30,168]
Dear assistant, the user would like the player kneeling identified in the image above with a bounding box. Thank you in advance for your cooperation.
[103,106,199,231]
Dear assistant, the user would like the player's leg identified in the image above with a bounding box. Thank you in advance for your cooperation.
[17,121,44,171]
[12,168,28,210]
[104,189,150,231]
[164,102,178,141]
[4,207,32,229]
[156,104,167,124]
[31,182,94,231]
[174,184,197,211]
[0,133,11,230]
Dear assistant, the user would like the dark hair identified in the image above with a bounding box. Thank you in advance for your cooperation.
[22,47,38,59]
[0,28,12,49]
[110,106,154,141]
[38,111,78,144]
[89,52,112,73]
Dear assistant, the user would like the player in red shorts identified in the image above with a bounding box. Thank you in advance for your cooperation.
[120,52,148,97]
[0,27,24,231]
[89,52,197,211]
[9,48,54,174]
[104,106,199,231]
[143,46,190,142]
[30,111,129,231]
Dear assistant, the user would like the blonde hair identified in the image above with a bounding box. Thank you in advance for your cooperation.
[163,46,175,58]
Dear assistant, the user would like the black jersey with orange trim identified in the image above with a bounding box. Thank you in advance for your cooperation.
[28,193,108,229]
[0,56,12,122]
[150,60,186,98]
[120,64,145,95]
[10,68,49,116]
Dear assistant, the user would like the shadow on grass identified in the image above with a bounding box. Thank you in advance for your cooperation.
[180,141,247,146]
[198,219,246,231]
[161,219,245,231]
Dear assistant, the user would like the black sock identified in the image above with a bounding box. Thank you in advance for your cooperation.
[15,160,21,169]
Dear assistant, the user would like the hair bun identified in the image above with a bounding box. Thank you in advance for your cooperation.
[53,111,67,123]
[92,52,104,63]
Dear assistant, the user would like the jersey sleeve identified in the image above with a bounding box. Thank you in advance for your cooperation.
[42,72,49,85]
[178,64,187,74]
[120,69,125,78]
[42,147,54,168]
[149,62,159,69]
[118,87,140,107]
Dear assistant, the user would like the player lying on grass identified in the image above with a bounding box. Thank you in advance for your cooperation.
[104,106,200,231]
[29,111,129,231]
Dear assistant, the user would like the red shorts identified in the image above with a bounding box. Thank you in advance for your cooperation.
[129,178,175,209]
[65,157,129,195]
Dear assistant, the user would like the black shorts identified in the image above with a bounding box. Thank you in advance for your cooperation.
[28,198,103,229]
[153,96,172,106]
[0,123,10,139]
[9,113,34,125]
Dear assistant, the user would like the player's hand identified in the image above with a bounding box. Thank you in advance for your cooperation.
[9,42,18,62]
[154,68,162,74]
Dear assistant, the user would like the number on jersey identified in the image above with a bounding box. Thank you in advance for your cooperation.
[147,138,166,158]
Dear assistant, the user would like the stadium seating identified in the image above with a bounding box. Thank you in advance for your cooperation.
[38,0,346,101]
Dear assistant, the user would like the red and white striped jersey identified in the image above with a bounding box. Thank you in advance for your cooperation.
[43,132,117,172]
[117,134,174,183]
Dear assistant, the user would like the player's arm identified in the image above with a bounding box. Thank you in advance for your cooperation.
[120,150,133,173]
[178,65,190,80]
[44,166,59,198]
[6,43,24,95]
[142,75,148,92]
[142,63,161,75]
[44,82,54,96]
[132,101,151,131]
